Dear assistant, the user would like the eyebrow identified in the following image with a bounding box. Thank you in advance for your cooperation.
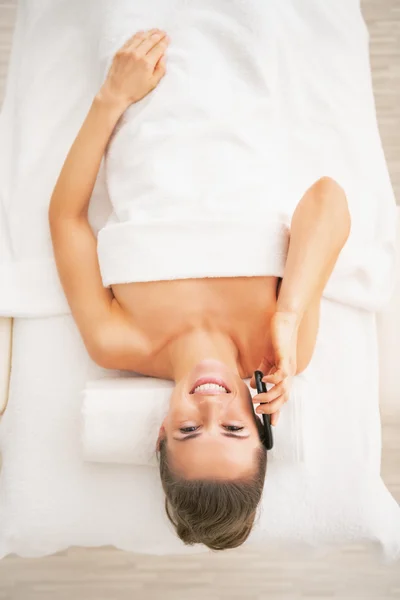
[173,433,250,442]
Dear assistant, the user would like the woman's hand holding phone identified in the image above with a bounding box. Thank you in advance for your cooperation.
[250,311,300,426]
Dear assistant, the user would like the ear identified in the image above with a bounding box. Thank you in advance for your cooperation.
[156,424,166,451]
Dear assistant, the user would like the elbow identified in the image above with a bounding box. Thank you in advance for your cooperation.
[87,342,116,371]
[295,355,311,376]
[48,194,85,230]
[88,349,115,371]
[48,200,65,237]
[311,176,351,242]
[86,332,116,371]
[312,176,347,207]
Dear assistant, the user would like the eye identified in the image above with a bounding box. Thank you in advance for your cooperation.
[179,426,200,434]
[224,425,244,432]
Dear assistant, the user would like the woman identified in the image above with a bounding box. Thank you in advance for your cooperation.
[49,29,351,550]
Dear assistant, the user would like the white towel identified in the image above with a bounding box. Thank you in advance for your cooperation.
[96,0,398,312]
[82,378,172,466]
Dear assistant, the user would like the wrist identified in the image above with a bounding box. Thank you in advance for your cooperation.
[274,307,303,328]
[94,87,129,119]
[276,286,305,324]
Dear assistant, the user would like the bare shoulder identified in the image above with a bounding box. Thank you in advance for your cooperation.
[89,299,151,371]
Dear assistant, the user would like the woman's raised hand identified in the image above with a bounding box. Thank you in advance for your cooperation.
[250,311,300,426]
[99,29,170,112]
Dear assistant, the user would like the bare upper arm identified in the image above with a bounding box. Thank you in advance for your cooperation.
[50,216,150,370]
[50,214,113,357]
[91,300,151,370]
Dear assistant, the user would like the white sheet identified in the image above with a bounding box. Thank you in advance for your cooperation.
[0,0,103,317]
[0,318,12,415]
[0,0,400,560]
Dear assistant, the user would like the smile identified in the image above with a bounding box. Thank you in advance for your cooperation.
[190,377,231,394]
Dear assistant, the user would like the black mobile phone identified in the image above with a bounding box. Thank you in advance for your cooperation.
[254,370,274,451]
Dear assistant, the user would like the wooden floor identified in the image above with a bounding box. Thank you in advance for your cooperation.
[0,1,399,599]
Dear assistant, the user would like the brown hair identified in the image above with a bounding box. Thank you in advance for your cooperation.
[158,418,267,551]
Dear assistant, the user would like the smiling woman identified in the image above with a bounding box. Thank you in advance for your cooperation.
[48,12,355,554]
[156,359,267,550]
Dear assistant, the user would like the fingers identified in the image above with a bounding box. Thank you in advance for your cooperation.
[254,380,286,404]
[271,410,280,427]
[250,367,286,389]
[124,29,170,73]
[255,394,288,415]
[263,368,287,386]
[153,55,167,81]
[114,29,169,86]
[119,29,169,54]
[147,38,169,64]
[120,30,147,51]
[253,378,290,416]
[137,30,168,55]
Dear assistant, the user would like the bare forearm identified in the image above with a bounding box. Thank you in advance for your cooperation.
[49,95,124,220]
[277,177,351,320]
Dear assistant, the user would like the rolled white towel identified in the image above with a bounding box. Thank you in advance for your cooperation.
[81,376,307,467]
[81,378,173,466]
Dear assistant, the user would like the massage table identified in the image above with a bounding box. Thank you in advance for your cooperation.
[0,0,399,559]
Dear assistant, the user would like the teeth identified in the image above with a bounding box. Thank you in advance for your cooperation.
[194,383,228,393]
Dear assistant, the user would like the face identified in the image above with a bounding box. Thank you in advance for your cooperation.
[160,359,263,480]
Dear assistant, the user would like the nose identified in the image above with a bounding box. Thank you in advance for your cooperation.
[197,393,223,421]
[196,392,225,404]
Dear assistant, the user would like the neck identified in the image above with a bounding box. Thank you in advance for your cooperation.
[167,327,241,383]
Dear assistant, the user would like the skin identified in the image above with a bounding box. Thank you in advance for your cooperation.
[161,358,262,481]
[49,29,351,481]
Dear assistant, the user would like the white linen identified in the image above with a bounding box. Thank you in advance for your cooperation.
[0,0,105,317]
[0,318,12,415]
